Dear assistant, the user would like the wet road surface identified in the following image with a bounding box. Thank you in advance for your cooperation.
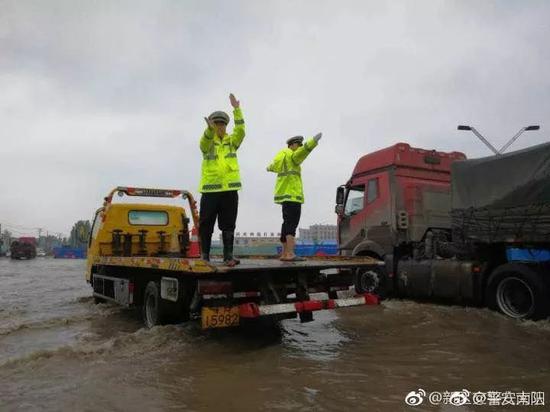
[1,259,549,411]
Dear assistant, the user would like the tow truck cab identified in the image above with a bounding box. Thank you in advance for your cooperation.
[87,202,192,282]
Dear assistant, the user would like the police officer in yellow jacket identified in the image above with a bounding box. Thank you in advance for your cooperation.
[199,93,244,266]
[267,132,322,261]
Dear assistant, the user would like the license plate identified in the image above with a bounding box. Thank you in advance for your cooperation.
[201,306,240,329]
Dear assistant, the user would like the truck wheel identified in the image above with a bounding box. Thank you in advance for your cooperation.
[354,266,386,298]
[142,281,167,328]
[486,263,550,320]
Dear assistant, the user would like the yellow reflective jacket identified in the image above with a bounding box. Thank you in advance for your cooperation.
[267,138,318,204]
[199,108,245,193]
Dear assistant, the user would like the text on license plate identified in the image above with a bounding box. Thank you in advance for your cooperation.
[201,306,240,329]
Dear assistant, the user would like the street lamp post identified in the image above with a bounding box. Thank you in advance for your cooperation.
[498,125,540,154]
[457,125,500,155]
[457,125,541,155]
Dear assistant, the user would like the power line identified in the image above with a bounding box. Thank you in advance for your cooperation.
[1,223,65,237]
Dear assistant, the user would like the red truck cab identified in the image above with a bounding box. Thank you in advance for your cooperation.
[337,143,466,260]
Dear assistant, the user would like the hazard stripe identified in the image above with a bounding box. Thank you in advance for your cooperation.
[202,184,223,190]
[240,293,379,318]
[258,303,296,316]
[277,171,300,177]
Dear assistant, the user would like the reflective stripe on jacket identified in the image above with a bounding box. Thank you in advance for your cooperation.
[267,138,318,204]
[199,108,245,193]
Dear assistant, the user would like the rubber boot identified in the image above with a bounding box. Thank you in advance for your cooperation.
[200,232,212,262]
[222,231,240,267]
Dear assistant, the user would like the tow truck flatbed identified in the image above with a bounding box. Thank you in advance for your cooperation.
[92,255,382,275]
[86,186,384,329]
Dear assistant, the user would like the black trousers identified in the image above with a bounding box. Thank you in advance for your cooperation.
[199,191,239,243]
[280,201,301,243]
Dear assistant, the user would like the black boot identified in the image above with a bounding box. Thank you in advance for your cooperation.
[222,231,240,266]
[200,232,212,262]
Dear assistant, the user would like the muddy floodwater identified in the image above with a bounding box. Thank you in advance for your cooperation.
[1,259,549,412]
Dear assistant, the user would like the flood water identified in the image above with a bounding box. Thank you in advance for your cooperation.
[1,259,549,411]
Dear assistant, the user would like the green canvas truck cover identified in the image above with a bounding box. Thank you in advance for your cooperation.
[451,142,550,242]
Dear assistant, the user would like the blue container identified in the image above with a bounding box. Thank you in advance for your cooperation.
[506,248,550,262]
[276,243,338,257]
[53,247,87,259]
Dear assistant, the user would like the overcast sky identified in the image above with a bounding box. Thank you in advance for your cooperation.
[1,0,549,237]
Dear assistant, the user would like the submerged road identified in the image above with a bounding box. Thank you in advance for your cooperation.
[1,259,549,411]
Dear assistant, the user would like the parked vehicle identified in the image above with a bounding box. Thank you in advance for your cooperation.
[87,187,382,329]
[336,142,550,320]
[10,238,37,260]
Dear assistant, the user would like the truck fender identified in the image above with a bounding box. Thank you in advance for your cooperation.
[352,240,385,259]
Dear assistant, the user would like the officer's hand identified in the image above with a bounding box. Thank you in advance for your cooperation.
[313,132,322,143]
[204,116,214,130]
[229,93,240,108]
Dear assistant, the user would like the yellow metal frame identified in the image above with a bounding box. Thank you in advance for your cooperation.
[86,186,202,281]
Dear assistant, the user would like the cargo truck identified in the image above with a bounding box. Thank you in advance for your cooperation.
[10,237,37,260]
[336,142,550,320]
[86,187,382,329]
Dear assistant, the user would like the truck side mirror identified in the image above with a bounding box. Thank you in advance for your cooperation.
[335,204,344,216]
[336,186,345,205]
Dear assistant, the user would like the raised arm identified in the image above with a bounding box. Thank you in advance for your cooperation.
[290,134,321,165]
[229,93,245,149]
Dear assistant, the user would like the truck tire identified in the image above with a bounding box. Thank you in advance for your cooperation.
[142,281,167,328]
[354,265,387,298]
[486,263,550,320]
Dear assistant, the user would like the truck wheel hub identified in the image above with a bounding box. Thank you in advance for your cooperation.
[496,276,534,319]
[359,270,380,293]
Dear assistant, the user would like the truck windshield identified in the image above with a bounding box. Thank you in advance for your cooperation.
[344,186,365,216]
[128,210,169,226]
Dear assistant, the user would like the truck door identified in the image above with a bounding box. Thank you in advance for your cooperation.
[86,209,103,282]
[339,184,366,253]
[361,173,393,252]
[339,172,392,255]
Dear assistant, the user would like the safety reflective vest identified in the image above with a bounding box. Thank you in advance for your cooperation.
[199,108,245,193]
[267,138,318,204]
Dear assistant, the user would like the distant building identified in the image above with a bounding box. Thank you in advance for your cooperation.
[219,231,281,246]
[299,224,337,243]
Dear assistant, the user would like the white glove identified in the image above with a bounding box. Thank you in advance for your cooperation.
[313,132,322,143]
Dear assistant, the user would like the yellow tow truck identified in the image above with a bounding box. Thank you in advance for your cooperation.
[87,187,383,329]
